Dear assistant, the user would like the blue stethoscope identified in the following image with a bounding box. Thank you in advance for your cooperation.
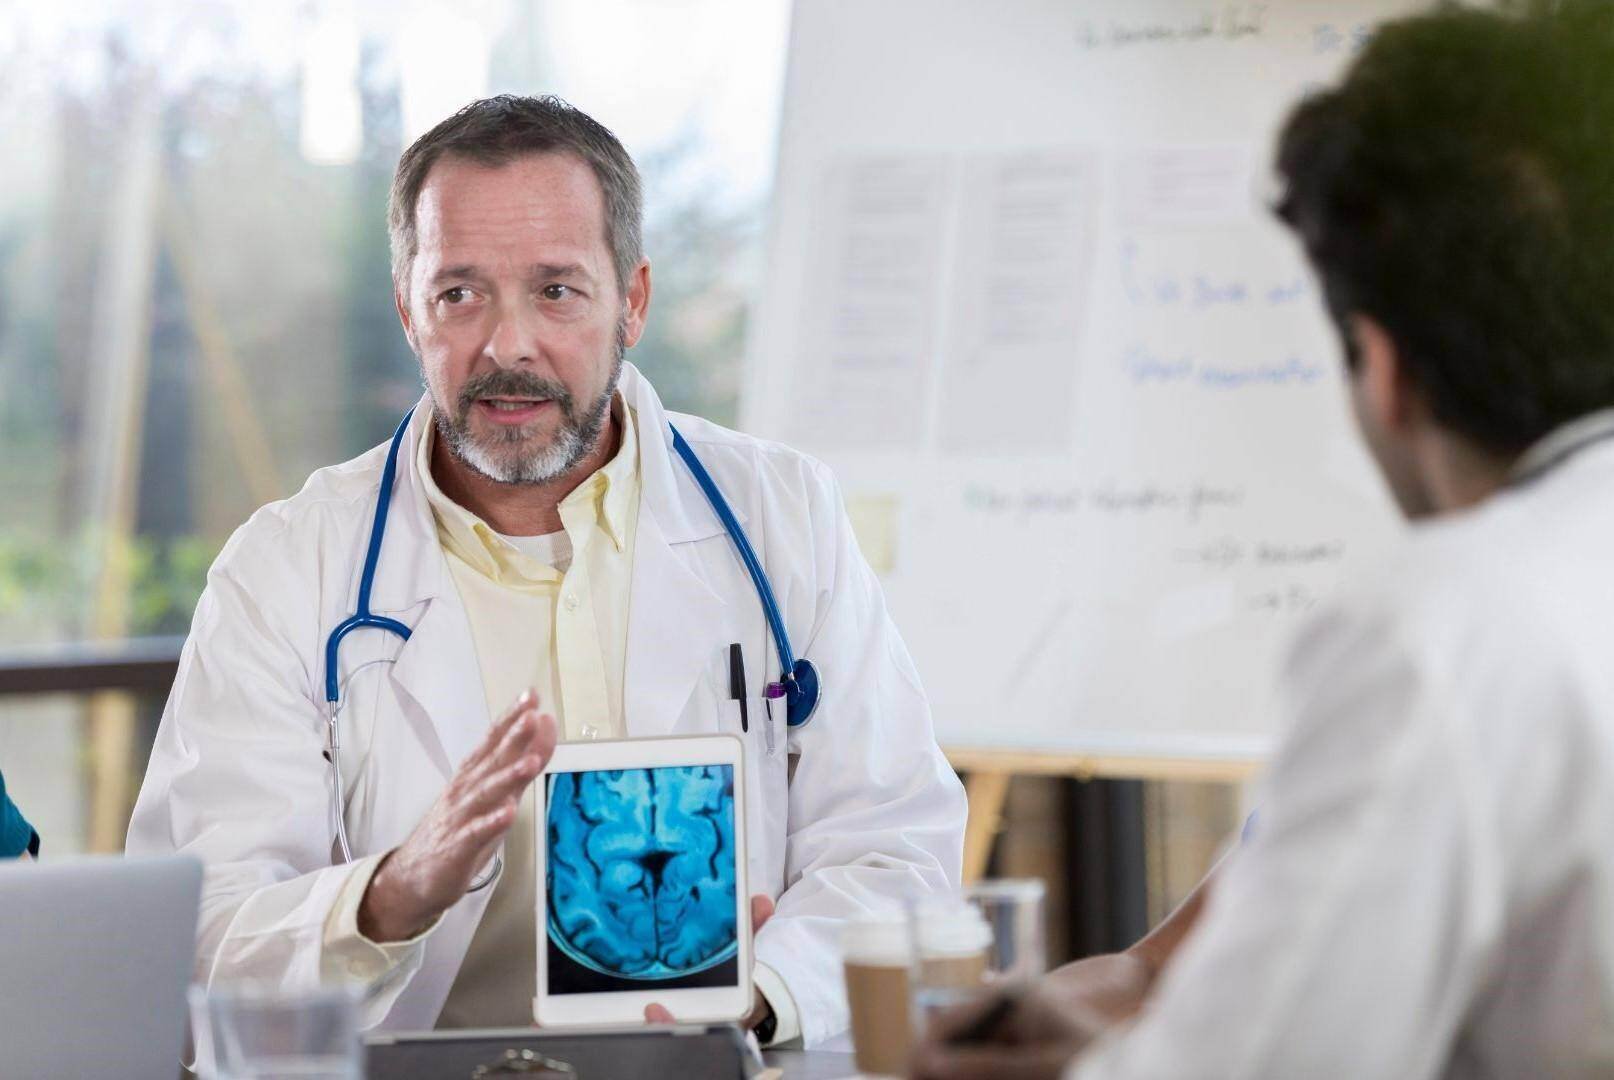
[321,405,821,890]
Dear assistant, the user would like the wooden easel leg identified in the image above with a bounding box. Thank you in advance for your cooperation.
[961,770,1012,884]
[86,691,138,853]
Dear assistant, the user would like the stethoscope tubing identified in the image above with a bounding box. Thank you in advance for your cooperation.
[324,406,418,704]
[669,425,820,727]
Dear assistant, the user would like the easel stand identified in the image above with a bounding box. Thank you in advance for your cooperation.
[946,748,1260,883]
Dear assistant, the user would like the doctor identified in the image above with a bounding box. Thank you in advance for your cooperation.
[127,93,965,1045]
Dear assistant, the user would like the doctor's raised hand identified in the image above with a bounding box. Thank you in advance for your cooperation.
[359,690,557,943]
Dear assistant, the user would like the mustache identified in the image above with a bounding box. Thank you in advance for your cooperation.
[456,370,576,419]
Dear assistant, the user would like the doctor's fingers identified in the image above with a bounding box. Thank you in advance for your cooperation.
[527,709,558,764]
[458,709,551,790]
[442,710,535,797]
[750,894,776,934]
[460,689,545,770]
[453,751,547,822]
[460,800,522,852]
[475,712,557,791]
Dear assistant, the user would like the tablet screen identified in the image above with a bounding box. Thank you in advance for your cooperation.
[543,764,739,996]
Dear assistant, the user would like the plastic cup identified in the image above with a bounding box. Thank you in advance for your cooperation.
[908,879,1046,1039]
[188,982,362,1080]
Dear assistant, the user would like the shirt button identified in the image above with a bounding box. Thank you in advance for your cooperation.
[348,958,369,977]
[580,724,599,740]
[563,593,580,612]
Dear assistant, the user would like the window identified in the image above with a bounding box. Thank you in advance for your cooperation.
[0,0,789,851]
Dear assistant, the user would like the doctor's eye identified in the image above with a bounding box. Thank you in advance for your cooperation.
[440,286,476,305]
[540,284,575,301]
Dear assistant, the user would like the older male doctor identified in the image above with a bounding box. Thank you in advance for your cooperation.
[127,95,965,1046]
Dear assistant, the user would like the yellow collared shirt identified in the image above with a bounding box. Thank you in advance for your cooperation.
[427,396,641,1029]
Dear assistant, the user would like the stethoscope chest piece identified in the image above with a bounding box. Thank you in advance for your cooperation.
[783,657,821,728]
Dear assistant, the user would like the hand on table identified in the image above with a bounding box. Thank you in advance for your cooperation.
[643,894,776,1026]
[360,689,557,942]
[1040,950,1154,1024]
[908,983,1106,1080]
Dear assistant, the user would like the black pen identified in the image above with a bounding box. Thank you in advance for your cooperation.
[728,642,749,732]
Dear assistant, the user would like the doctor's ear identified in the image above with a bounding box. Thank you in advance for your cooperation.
[394,287,419,353]
[618,259,652,350]
[1349,314,1424,436]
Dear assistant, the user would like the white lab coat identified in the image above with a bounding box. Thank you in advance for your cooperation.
[1074,421,1614,1079]
[127,363,965,1045]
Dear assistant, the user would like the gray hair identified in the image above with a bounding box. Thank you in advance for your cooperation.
[387,94,643,291]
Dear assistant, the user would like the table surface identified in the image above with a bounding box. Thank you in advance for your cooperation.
[359,1028,864,1079]
[762,1047,862,1078]
[196,1051,863,1080]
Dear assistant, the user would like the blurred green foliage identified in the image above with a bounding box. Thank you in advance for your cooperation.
[0,532,219,643]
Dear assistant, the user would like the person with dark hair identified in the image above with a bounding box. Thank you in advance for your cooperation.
[0,767,38,860]
[914,3,1614,1076]
[126,94,965,1045]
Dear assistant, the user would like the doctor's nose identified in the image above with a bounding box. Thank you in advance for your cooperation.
[483,301,545,369]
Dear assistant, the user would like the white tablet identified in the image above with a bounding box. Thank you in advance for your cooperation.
[533,734,752,1030]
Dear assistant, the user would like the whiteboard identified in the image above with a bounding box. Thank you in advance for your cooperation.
[743,0,1418,761]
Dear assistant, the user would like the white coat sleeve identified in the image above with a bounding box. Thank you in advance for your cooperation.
[1070,598,1504,1080]
[751,464,968,1047]
[126,517,426,1026]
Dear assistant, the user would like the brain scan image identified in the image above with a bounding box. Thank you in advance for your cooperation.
[545,765,738,988]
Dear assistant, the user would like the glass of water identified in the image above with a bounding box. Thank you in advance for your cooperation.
[188,982,362,1080]
[908,879,1046,1036]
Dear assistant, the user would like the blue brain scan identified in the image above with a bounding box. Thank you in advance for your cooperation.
[546,765,738,986]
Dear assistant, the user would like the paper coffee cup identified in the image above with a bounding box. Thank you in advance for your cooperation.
[842,914,912,1077]
[914,904,992,989]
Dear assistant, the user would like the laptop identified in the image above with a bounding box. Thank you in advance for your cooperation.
[0,855,202,1079]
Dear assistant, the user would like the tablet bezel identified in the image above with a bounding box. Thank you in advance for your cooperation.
[532,733,752,1030]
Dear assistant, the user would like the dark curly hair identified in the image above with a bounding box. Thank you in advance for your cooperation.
[1275,1,1614,454]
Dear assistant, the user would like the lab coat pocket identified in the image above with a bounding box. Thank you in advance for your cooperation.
[733,699,790,896]
[720,697,779,758]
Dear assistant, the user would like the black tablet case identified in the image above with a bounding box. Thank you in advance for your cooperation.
[365,1024,757,1079]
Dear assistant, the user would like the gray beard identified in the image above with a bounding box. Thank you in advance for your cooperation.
[433,334,625,486]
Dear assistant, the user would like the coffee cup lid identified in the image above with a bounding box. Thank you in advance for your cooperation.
[914,904,992,958]
[841,912,911,965]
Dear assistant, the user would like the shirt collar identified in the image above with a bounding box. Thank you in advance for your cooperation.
[1508,407,1614,487]
[593,394,639,553]
[417,394,640,584]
